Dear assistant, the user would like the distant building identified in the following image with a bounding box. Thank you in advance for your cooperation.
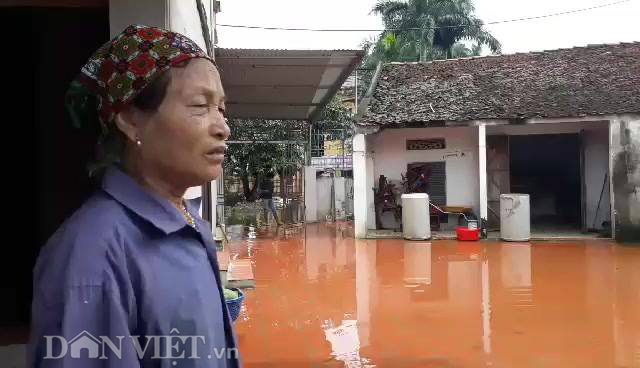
[354,42,640,241]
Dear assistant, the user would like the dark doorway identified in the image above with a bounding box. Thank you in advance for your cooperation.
[0,6,108,340]
[510,134,582,232]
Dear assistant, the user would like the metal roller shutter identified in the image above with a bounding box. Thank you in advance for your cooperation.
[407,162,447,206]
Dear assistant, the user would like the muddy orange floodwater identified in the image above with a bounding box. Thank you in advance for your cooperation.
[227,224,640,368]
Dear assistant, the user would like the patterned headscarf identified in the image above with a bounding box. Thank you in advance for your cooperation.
[66,24,213,132]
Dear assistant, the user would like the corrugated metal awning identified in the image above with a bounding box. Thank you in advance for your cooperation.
[215,48,364,121]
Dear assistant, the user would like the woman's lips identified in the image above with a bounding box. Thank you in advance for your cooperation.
[205,146,226,163]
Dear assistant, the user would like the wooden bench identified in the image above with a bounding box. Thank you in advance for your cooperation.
[431,206,474,230]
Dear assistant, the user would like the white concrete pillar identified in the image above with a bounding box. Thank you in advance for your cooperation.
[478,124,488,228]
[366,155,376,230]
[353,134,369,238]
[304,166,318,223]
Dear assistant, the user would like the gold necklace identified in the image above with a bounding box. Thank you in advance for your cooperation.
[173,199,196,228]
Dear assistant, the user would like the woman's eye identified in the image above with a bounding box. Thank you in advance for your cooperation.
[190,104,210,114]
[218,107,226,115]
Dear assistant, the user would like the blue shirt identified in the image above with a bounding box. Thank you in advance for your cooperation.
[28,167,240,368]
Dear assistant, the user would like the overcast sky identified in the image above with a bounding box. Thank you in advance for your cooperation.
[216,0,640,54]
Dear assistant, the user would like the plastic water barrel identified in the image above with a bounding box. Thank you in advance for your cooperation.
[500,194,531,241]
[401,193,431,240]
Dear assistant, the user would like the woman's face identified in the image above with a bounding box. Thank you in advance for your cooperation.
[135,59,230,187]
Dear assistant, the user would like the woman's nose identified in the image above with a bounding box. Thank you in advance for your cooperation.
[211,116,231,141]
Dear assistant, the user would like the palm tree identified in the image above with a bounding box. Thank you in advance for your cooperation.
[370,0,501,60]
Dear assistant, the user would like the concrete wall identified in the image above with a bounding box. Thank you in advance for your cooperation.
[304,166,318,222]
[345,178,354,217]
[110,0,167,36]
[369,126,481,229]
[307,172,353,222]
[168,0,214,50]
[486,121,607,136]
[317,176,333,221]
[334,177,347,220]
[110,0,215,49]
[609,115,640,242]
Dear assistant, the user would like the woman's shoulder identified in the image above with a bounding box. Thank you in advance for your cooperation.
[41,191,135,259]
[33,191,135,296]
[68,190,134,236]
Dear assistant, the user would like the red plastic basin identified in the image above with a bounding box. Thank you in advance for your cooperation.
[456,227,480,241]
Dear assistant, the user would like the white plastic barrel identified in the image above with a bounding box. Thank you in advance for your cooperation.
[500,194,531,241]
[401,193,431,240]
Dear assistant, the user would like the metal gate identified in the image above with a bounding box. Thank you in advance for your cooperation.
[310,127,353,222]
[221,120,307,229]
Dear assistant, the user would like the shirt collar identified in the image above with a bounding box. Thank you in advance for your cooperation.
[101,166,192,234]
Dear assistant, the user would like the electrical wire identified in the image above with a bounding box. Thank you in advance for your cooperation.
[217,0,631,32]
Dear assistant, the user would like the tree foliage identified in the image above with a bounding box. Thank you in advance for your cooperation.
[363,0,501,67]
[315,97,355,131]
[224,119,304,201]
[224,97,354,201]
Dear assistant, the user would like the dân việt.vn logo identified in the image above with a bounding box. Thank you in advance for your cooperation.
[44,328,238,362]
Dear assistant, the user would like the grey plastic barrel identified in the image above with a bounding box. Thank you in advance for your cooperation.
[500,194,531,241]
[401,193,431,240]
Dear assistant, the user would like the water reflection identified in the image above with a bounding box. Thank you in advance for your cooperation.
[232,224,640,367]
[322,319,370,368]
[403,242,431,286]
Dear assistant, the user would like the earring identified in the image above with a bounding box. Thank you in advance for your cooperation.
[135,136,142,147]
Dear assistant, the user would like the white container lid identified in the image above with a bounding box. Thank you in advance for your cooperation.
[401,193,429,199]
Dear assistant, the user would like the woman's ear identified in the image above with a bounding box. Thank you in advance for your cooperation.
[114,108,139,144]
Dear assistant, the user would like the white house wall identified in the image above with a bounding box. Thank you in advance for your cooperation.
[609,115,640,242]
[370,127,481,227]
[486,121,608,136]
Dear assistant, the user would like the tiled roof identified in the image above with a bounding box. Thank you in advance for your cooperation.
[358,42,640,127]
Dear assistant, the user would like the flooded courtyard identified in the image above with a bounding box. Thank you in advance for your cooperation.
[227,223,640,368]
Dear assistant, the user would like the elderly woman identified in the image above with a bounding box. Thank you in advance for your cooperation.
[28,25,238,367]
